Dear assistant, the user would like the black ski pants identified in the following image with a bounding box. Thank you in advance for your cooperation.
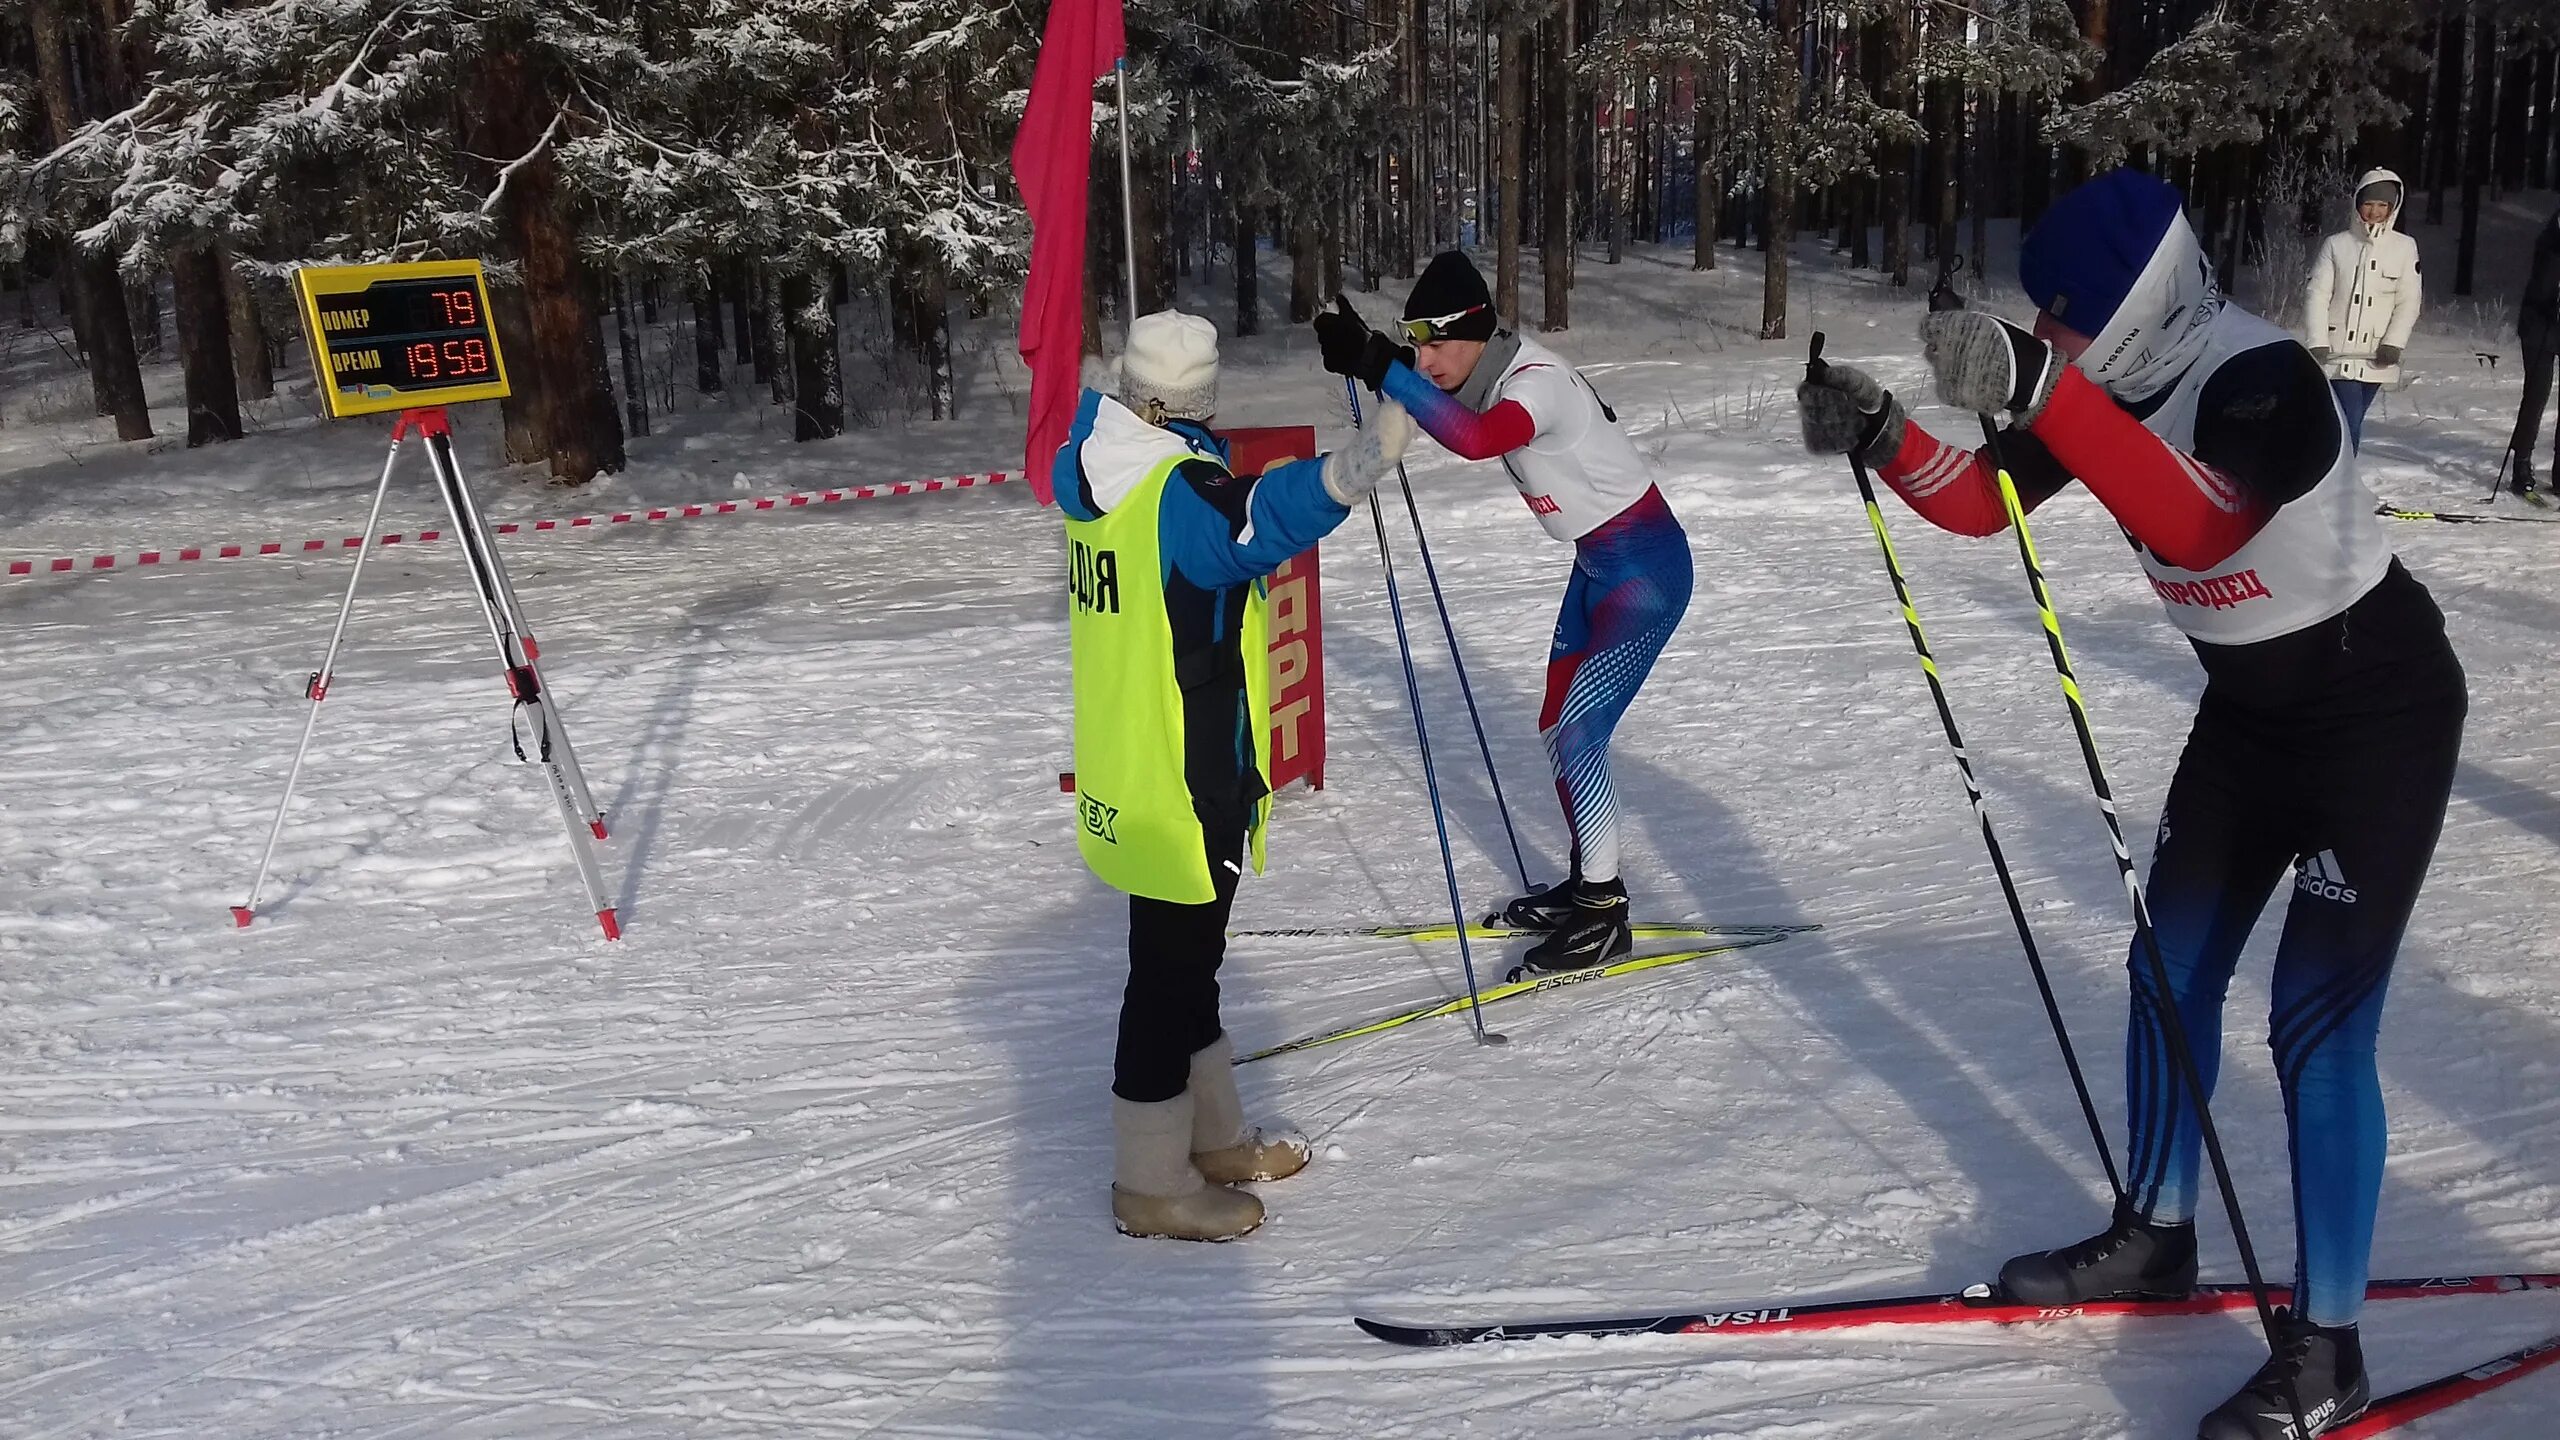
[2124,665,2465,1327]
[1114,826,1244,1103]
[2511,346,2558,471]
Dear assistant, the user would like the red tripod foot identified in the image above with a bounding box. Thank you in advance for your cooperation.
[597,908,621,941]
[230,906,256,928]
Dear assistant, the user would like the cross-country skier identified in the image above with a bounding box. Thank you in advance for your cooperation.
[1795,171,2467,1439]
[2507,202,2560,496]
[1313,252,1695,976]
[1057,310,1411,1241]
[2302,169,2421,450]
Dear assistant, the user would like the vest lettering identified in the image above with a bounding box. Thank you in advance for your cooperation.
[1070,539,1122,615]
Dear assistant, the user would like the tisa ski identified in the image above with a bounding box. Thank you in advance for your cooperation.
[1235,934,1792,1065]
[1353,1273,2560,1347]
[2332,1329,2560,1437]
[1232,921,1819,943]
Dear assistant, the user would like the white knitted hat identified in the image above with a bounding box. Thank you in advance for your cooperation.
[1120,310,1219,422]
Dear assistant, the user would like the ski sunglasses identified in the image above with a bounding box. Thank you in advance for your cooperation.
[1399,304,1487,344]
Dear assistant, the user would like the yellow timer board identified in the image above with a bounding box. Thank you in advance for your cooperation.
[294,260,512,419]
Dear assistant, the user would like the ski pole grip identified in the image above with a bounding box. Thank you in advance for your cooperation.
[1807,332,1828,384]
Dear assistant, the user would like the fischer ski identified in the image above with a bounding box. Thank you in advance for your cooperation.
[2331,1329,2560,1437]
[1235,934,1793,1065]
[1232,921,1819,943]
[1352,1273,2560,1348]
[2376,502,2555,526]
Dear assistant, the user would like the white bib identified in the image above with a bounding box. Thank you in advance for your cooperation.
[1487,338,1658,542]
[2129,308,2396,647]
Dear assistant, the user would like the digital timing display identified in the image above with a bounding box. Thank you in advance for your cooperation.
[294,260,512,418]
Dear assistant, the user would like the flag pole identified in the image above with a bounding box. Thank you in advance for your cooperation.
[1114,58,1141,327]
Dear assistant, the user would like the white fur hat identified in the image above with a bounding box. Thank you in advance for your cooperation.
[1120,310,1219,422]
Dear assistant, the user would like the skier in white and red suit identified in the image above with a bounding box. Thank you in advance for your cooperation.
[1796,169,2466,1440]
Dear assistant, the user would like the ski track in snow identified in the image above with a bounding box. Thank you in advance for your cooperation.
[4,244,2557,1437]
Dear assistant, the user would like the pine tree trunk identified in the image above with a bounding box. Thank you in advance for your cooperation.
[614,274,650,439]
[1499,24,1527,311]
[1692,80,1717,272]
[1762,0,1802,340]
[1882,3,1913,287]
[492,279,548,465]
[785,272,842,440]
[1610,80,1631,265]
[1323,183,1346,300]
[129,277,162,361]
[169,242,242,448]
[1969,90,1991,283]
[1932,78,1961,285]
[1234,200,1261,336]
[691,280,724,394]
[2073,0,2110,185]
[2428,9,2455,226]
[1541,2,1573,331]
[218,247,273,402]
[764,270,793,409]
[729,261,753,365]
[480,39,622,482]
[1290,211,1320,324]
[28,0,150,438]
[2457,1,2492,295]
[2533,48,2555,191]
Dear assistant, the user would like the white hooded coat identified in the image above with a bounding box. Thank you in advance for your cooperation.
[2301,168,2422,387]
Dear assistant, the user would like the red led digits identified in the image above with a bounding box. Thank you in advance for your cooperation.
[433,288,479,327]
[406,341,441,379]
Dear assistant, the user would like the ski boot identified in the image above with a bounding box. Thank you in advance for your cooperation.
[2512,453,2538,497]
[1512,878,1632,978]
[1495,872,1583,932]
[2195,1308,2369,1439]
[1997,1202,2198,1304]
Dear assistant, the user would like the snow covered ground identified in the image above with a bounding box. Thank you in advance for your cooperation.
[5,223,2558,1438]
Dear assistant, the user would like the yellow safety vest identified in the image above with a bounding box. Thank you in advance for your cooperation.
[1065,451,1271,903]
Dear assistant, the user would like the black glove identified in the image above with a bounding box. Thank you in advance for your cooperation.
[1313,295,1410,393]
[2375,343,2403,368]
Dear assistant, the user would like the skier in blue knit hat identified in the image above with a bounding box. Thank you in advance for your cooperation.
[1797,169,2467,1440]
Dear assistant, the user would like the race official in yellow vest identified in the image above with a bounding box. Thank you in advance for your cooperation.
[1055,310,1410,1241]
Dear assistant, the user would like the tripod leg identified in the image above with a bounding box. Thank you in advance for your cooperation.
[428,432,609,834]
[421,426,621,940]
[234,436,407,926]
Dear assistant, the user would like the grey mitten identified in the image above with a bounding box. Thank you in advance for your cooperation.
[1918,311,2065,423]
[2375,343,2403,368]
[1321,398,1413,504]
[1797,361,1906,468]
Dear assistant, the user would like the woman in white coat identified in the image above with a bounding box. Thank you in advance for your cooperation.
[2302,170,2423,449]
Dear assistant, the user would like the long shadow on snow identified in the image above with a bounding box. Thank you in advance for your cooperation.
[603,579,774,919]
[1325,609,2104,1279]
[932,879,1286,1437]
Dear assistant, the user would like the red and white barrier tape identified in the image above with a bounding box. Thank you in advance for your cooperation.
[4,470,1018,579]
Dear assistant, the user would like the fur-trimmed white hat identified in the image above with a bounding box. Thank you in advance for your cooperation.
[1120,310,1219,422]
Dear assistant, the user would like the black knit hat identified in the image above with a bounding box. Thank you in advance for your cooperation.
[1403,251,1499,341]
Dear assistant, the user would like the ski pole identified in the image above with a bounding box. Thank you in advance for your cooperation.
[1349,378,1505,1046]
[1809,334,2122,1206]
[2486,443,2516,506]
[1391,461,1533,892]
[1978,414,2303,1436]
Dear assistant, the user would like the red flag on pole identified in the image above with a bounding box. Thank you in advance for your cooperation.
[1013,0,1127,507]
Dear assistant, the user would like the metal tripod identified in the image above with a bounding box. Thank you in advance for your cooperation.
[233,406,620,939]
